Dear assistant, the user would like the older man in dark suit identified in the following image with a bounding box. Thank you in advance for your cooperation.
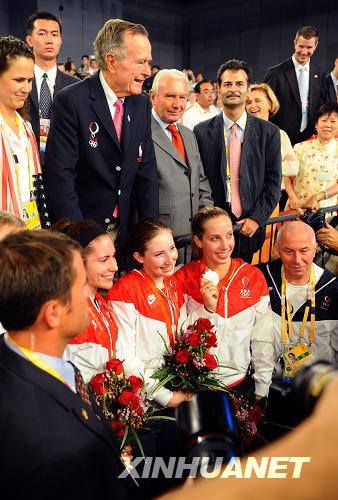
[264,26,326,145]
[26,12,77,158]
[194,59,281,262]
[0,230,134,500]
[45,19,158,245]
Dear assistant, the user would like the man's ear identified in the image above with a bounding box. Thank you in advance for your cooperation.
[26,35,32,48]
[105,52,117,73]
[40,300,64,329]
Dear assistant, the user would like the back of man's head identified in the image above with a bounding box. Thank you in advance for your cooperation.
[0,230,81,331]
[27,11,63,35]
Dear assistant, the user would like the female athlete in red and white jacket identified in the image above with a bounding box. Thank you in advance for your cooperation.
[175,206,274,397]
[106,220,190,407]
[54,220,119,383]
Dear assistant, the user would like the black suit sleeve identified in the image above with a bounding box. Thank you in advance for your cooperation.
[249,125,282,225]
[133,99,159,220]
[45,89,84,221]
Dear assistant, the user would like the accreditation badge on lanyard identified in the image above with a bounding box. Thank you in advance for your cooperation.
[281,266,315,383]
[13,151,41,231]
[39,118,50,154]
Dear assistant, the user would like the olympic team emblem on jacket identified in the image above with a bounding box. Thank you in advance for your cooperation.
[240,276,251,299]
[89,122,99,148]
[147,294,156,305]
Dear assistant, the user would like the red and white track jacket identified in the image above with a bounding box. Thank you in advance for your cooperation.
[64,292,118,384]
[175,258,274,396]
[106,269,187,406]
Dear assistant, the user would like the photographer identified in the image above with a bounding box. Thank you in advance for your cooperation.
[316,220,338,252]
[258,221,338,430]
[161,371,338,500]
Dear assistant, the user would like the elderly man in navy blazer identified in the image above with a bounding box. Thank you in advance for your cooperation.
[45,18,159,243]
[264,26,326,145]
[194,59,281,263]
[0,230,134,500]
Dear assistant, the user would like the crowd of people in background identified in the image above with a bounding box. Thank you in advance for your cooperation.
[0,10,338,500]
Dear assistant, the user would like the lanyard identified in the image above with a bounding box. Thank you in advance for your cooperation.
[281,265,316,347]
[7,335,70,387]
[5,115,34,199]
[89,294,115,355]
[139,270,179,347]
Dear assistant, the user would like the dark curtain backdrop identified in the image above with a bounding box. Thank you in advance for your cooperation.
[1,0,337,79]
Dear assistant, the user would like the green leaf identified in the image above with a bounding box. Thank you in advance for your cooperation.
[131,427,145,458]
[120,424,129,450]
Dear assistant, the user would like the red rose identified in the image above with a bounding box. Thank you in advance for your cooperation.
[111,419,125,437]
[204,353,218,370]
[187,331,201,347]
[128,375,143,393]
[136,407,144,415]
[118,391,140,410]
[205,331,217,347]
[106,358,124,375]
[195,318,213,332]
[175,349,190,364]
[248,406,264,424]
[90,373,107,395]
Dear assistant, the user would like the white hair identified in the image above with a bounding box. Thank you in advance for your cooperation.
[151,69,189,94]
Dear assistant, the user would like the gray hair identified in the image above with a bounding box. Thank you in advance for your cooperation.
[0,211,24,228]
[151,69,189,95]
[93,18,148,70]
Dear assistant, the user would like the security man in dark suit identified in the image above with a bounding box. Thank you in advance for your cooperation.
[0,230,134,500]
[45,18,159,245]
[26,12,77,158]
[264,26,326,145]
[325,57,338,104]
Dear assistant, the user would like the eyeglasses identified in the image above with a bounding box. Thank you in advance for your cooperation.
[200,90,216,95]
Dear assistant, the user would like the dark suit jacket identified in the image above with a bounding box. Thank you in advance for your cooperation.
[194,112,281,227]
[28,68,78,144]
[0,336,134,500]
[325,73,337,104]
[264,58,326,145]
[45,71,159,239]
[151,116,213,236]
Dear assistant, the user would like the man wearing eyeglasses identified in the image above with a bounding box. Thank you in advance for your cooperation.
[182,79,219,130]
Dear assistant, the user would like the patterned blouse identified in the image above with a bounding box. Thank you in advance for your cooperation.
[293,137,338,208]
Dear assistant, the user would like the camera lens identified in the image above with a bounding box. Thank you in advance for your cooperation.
[293,361,338,418]
[176,391,241,473]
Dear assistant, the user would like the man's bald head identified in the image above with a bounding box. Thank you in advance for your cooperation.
[276,221,317,284]
[276,221,316,247]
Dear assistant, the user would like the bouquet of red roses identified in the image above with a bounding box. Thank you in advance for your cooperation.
[89,358,154,455]
[151,318,225,394]
[230,392,266,445]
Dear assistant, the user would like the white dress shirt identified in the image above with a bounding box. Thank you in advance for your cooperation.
[34,64,57,101]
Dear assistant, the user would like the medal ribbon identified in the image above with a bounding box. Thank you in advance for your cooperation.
[281,265,316,348]
[7,335,70,387]
[139,270,178,347]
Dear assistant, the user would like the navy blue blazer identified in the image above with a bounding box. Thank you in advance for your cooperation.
[28,68,78,144]
[264,58,326,145]
[194,113,281,227]
[45,71,159,239]
[0,336,134,500]
[325,73,337,104]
